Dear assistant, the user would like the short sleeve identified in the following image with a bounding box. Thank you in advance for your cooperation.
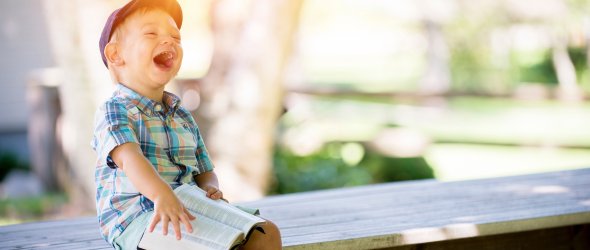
[92,100,139,168]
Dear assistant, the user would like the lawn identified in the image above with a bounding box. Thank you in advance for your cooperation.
[281,96,590,181]
[426,143,590,181]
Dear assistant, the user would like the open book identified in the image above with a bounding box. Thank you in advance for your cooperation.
[138,184,265,250]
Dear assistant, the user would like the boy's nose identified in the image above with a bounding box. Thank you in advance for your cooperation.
[160,36,176,45]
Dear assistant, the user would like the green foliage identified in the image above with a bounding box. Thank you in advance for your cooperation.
[362,152,435,183]
[0,193,67,221]
[569,47,588,76]
[445,8,514,94]
[271,146,372,194]
[513,50,558,85]
[0,152,30,182]
[568,47,590,92]
[270,144,434,194]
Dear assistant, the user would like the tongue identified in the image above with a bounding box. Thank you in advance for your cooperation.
[154,53,173,68]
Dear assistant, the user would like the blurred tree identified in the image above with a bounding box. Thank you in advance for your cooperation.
[42,0,122,211]
[565,0,590,88]
[418,0,453,95]
[420,19,451,95]
[552,34,583,101]
[196,0,304,201]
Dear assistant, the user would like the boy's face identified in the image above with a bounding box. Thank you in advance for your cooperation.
[115,9,183,88]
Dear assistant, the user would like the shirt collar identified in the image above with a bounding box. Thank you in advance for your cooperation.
[114,83,182,117]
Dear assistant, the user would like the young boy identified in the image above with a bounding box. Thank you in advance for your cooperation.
[92,1,281,249]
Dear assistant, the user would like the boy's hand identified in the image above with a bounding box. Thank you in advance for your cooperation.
[203,185,224,200]
[148,192,196,240]
[194,171,225,201]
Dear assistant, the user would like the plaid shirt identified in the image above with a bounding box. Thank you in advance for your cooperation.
[91,83,214,244]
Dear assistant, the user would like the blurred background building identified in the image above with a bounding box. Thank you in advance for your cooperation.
[1,0,589,224]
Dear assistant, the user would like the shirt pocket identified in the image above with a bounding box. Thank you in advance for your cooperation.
[171,122,200,172]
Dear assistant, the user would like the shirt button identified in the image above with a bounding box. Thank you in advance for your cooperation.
[154,104,162,112]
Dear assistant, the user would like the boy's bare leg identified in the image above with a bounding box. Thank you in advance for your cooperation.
[243,220,282,250]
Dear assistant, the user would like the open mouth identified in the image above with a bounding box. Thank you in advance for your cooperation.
[153,51,175,69]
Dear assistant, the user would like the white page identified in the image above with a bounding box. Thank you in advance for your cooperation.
[175,184,265,233]
[139,213,243,250]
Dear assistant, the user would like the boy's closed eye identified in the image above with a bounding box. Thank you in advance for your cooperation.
[144,31,158,38]
[143,31,181,41]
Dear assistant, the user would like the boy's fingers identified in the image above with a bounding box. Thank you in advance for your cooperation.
[162,217,169,236]
[149,215,161,232]
[184,207,196,220]
[207,189,222,200]
[171,217,182,240]
[180,213,193,233]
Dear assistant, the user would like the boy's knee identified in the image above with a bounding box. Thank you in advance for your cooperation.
[244,220,282,250]
[262,220,281,238]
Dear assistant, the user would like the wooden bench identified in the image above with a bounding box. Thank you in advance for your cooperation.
[1,168,589,249]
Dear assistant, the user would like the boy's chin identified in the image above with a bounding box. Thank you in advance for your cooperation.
[148,73,175,86]
[151,76,175,85]
[151,68,178,84]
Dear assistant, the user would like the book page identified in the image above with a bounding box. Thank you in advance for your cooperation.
[174,184,265,233]
[139,184,265,250]
[139,214,242,250]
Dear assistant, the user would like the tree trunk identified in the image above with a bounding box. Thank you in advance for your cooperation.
[420,19,451,96]
[27,69,64,191]
[552,35,583,102]
[197,0,305,201]
[585,17,590,87]
[42,0,117,212]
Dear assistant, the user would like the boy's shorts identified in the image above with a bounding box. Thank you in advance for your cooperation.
[112,211,153,250]
[112,206,260,250]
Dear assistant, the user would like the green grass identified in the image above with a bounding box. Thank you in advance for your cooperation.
[414,98,590,147]
[425,144,590,181]
[0,193,67,226]
[279,96,590,185]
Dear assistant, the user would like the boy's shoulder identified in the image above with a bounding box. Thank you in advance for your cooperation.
[94,94,142,126]
[174,104,195,121]
[98,84,142,111]
[98,95,137,113]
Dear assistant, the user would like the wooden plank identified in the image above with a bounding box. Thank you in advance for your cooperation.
[241,168,590,249]
[0,168,588,249]
[0,217,110,249]
[0,217,97,234]
[249,169,590,208]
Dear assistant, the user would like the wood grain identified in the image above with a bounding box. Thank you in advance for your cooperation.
[0,168,588,249]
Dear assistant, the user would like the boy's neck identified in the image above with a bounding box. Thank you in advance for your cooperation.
[120,82,165,103]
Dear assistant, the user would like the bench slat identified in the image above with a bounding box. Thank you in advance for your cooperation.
[242,169,590,249]
[0,168,588,249]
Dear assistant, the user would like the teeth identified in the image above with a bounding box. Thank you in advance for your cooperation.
[154,51,175,67]
[158,51,173,59]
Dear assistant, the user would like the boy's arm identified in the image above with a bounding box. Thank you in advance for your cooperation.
[110,142,195,240]
[194,171,224,201]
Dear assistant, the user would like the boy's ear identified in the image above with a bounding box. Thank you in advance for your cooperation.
[104,42,123,67]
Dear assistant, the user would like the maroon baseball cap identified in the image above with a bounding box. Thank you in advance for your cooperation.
[99,0,183,68]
